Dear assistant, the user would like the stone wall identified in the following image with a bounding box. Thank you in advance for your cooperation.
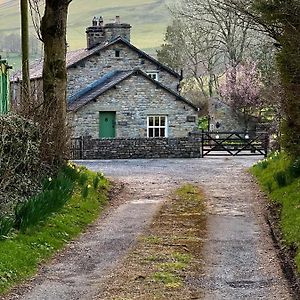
[209,98,257,132]
[67,41,178,97]
[72,136,201,159]
[69,73,198,139]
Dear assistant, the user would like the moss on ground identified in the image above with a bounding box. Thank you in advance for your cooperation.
[98,183,207,299]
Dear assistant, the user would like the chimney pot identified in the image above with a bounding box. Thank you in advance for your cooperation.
[99,16,104,26]
[92,16,98,26]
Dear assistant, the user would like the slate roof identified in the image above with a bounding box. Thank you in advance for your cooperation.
[68,70,132,111]
[68,69,199,112]
[11,48,93,81]
[11,36,180,81]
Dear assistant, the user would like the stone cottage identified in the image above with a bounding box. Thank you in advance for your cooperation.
[11,16,200,158]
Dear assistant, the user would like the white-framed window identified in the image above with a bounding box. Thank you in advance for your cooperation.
[147,116,168,138]
[146,72,159,81]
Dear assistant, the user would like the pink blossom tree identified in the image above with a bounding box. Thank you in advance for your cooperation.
[220,61,263,129]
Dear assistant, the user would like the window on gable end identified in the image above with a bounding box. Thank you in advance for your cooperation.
[115,49,121,58]
[146,72,159,81]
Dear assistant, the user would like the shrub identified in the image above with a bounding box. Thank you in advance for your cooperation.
[274,171,288,187]
[259,160,269,169]
[0,114,44,215]
[288,158,300,179]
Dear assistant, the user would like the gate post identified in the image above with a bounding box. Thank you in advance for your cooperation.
[200,129,204,158]
[264,133,269,158]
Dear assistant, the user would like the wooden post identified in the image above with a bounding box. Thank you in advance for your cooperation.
[20,0,31,115]
[200,129,204,158]
[264,133,269,158]
[80,136,84,160]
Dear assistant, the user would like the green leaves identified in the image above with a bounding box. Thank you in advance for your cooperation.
[14,169,75,232]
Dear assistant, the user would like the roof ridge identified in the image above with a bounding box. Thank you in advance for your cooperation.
[68,68,199,112]
[11,37,180,82]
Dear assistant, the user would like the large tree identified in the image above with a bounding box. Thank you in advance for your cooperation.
[157,17,221,101]
[158,0,272,113]
[220,61,262,129]
[226,0,300,157]
[39,0,72,165]
[171,0,255,68]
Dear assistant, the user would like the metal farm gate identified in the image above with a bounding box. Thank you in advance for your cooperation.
[70,137,84,160]
[200,131,269,158]
[70,132,269,160]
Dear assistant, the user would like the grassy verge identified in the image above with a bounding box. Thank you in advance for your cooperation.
[98,184,206,300]
[0,164,109,294]
[251,152,300,271]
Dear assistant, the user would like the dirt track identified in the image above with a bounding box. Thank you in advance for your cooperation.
[2,157,293,300]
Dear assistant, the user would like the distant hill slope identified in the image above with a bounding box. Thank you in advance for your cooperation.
[0,0,170,51]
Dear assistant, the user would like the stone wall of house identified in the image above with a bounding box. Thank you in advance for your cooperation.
[10,78,43,108]
[67,42,178,97]
[209,98,257,132]
[72,136,201,159]
[69,74,197,139]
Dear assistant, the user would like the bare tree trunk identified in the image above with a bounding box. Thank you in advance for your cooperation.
[40,0,71,165]
[20,0,31,115]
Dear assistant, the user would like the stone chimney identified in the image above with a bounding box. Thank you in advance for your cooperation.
[86,16,105,49]
[86,16,131,49]
[104,16,131,42]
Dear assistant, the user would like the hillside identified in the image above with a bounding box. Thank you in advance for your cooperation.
[0,0,170,51]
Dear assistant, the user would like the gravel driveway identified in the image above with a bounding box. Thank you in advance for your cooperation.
[3,157,293,299]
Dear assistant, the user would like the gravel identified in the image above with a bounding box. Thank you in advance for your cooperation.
[2,157,293,300]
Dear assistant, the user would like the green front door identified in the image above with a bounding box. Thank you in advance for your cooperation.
[99,112,116,138]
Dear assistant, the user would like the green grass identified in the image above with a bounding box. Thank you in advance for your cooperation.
[0,165,109,294]
[0,51,41,72]
[176,183,204,204]
[152,271,182,288]
[251,152,300,271]
[1,0,170,70]
[141,235,162,245]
